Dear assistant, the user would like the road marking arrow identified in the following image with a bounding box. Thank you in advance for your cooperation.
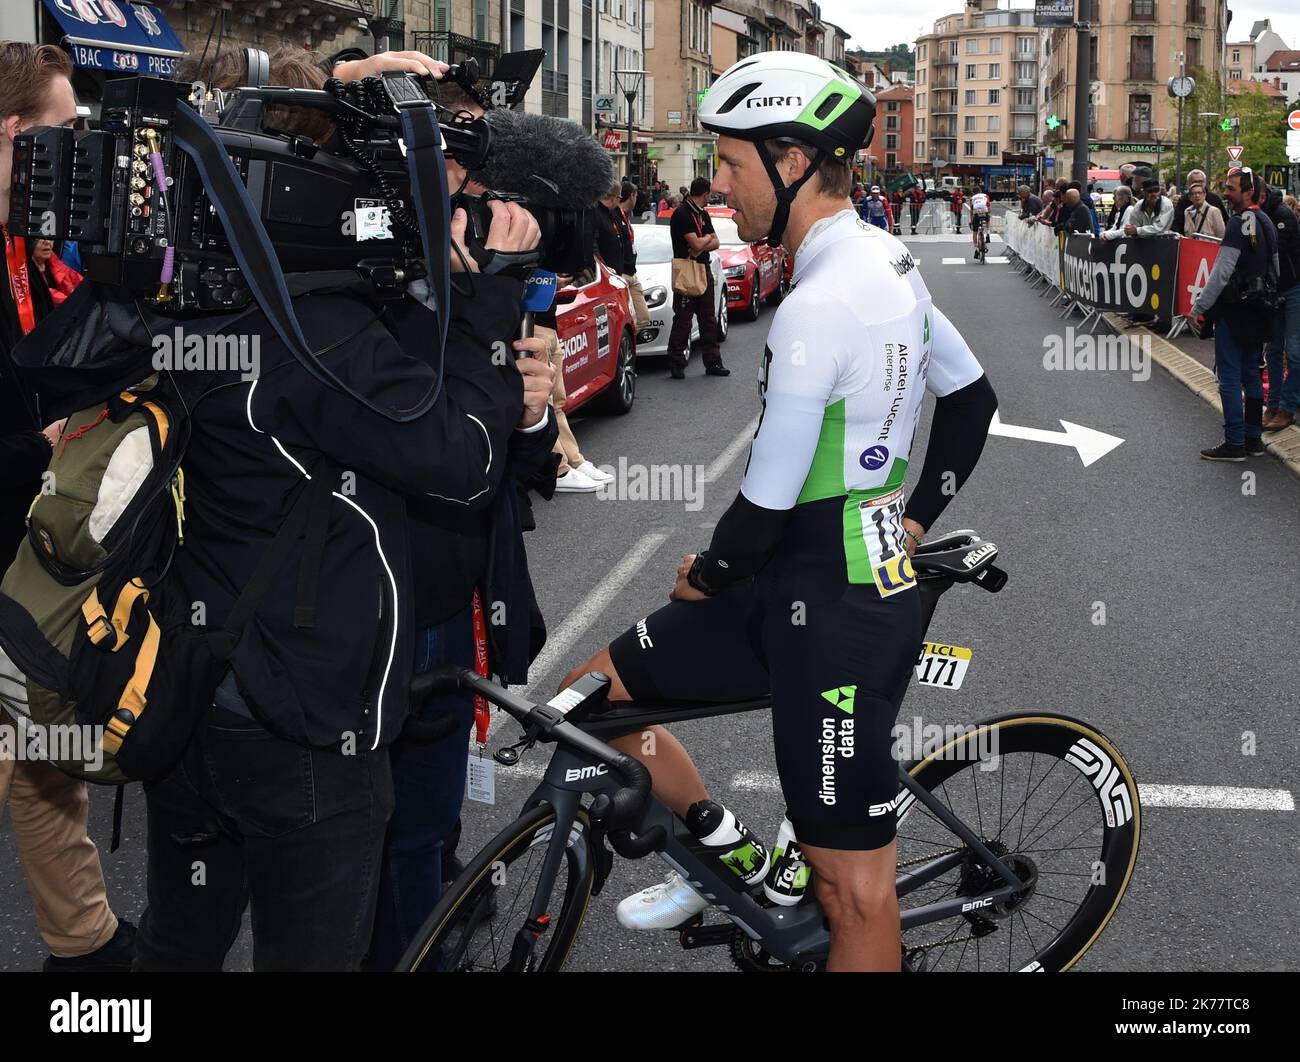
[988,410,1124,467]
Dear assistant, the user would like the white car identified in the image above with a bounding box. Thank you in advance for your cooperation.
[631,223,728,358]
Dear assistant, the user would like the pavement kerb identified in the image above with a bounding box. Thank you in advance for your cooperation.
[1099,312,1300,479]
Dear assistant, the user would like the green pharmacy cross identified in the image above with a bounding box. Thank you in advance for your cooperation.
[1045,114,1062,131]
[1219,117,1233,132]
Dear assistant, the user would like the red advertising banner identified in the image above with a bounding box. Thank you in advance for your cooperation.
[602,130,622,151]
[1175,238,1221,319]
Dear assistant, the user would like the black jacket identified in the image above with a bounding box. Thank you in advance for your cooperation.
[1262,187,1300,294]
[179,279,543,750]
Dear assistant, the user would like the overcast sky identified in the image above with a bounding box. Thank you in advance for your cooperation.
[817,1,1300,60]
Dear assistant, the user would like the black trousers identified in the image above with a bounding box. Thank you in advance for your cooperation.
[134,707,394,971]
[667,268,722,371]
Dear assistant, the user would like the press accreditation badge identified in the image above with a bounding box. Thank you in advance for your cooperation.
[915,642,973,690]
[467,753,496,805]
[354,198,393,241]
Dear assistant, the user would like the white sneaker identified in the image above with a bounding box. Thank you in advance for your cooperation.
[554,468,599,493]
[616,871,709,931]
[575,460,614,484]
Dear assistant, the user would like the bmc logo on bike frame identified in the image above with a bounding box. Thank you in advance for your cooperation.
[564,764,609,783]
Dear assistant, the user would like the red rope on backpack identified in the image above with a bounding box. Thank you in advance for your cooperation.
[59,408,110,459]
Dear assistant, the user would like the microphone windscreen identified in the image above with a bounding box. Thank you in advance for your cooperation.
[472,109,616,212]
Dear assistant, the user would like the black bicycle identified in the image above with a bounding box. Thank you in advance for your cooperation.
[397,531,1141,973]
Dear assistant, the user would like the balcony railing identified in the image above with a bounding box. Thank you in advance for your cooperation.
[932,75,957,88]
[412,31,501,76]
[1011,101,1037,113]
[1128,61,1155,80]
[1126,125,1153,140]
[1186,3,1205,23]
[1011,76,1036,87]
[934,54,958,66]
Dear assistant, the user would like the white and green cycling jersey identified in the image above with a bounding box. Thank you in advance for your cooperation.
[740,208,984,588]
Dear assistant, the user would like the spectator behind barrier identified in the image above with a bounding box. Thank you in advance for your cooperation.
[1182,184,1225,240]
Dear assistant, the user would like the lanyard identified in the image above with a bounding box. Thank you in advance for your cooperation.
[4,230,36,336]
[470,587,491,746]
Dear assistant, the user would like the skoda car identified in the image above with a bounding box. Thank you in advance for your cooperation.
[631,223,728,358]
[707,207,787,321]
[553,256,638,416]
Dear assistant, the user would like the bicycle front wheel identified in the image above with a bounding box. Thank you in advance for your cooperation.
[896,712,1140,972]
[397,804,595,972]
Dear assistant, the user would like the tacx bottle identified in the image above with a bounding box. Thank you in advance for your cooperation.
[684,799,770,887]
[763,817,811,906]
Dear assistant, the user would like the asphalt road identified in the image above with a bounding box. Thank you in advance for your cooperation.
[3,218,1296,971]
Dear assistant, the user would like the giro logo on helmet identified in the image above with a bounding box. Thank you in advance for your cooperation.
[745,95,803,108]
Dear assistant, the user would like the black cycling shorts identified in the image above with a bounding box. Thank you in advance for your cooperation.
[971,214,989,230]
[609,573,921,851]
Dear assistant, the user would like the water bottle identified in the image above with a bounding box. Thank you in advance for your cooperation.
[763,817,811,906]
[685,800,770,887]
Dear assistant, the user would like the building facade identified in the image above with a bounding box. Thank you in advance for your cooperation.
[915,1,1039,190]
[874,84,914,178]
[1037,0,1229,174]
[595,0,648,182]
[645,0,715,189]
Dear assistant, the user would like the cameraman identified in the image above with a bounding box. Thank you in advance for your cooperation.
[135,53,555,971]
[0,40,135,973]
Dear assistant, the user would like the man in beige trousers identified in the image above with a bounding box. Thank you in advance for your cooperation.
[0,41,133,972]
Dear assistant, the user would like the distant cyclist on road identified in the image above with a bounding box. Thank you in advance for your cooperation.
[969,183,991,260]
[560,52,999,973]
[862,185,892,231]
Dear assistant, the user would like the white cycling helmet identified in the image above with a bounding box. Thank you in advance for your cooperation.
[700,52,876,241]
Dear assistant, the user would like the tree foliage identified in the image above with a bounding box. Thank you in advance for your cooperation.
[1162,69,1289,189]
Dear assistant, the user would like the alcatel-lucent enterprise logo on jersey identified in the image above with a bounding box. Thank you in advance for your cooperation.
[859,445,889,471]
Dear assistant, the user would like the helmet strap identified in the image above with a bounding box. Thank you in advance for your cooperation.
[756,140,826,246]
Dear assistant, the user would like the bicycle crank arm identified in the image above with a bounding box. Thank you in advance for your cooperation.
[678,920,734,950]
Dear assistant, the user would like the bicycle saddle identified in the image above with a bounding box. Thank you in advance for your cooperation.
[911,530,1007,591]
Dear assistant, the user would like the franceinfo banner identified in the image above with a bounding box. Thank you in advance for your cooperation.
[1060,233,1179,321]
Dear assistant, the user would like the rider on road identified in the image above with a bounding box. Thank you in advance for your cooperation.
[561,53,999,972]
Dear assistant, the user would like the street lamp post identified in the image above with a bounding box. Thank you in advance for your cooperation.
[614,69,646,184]
[1199,112,1220,182]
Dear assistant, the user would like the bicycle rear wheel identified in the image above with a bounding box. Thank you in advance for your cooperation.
[896,712,1140,972]
[397,804,594,972]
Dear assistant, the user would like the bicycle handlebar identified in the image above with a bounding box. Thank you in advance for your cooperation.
[424,666,664,858]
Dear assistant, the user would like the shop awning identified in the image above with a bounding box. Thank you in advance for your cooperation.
[44,0,187,76]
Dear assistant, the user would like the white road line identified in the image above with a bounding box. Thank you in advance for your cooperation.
[517,416,762,699]
[523,530,671,697]
[727,772,1294,811]
[704,415,761,483]
[1139,784,1295,811]
[941,257,967,264]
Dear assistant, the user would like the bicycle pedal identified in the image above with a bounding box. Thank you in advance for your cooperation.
[679,921,733,949]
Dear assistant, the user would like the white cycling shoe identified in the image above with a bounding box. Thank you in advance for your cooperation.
[616,871,709,930]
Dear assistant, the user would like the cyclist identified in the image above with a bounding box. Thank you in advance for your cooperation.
[560,52,998,972]
[969,183,991,260]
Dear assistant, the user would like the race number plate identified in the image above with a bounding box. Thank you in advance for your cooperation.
[915,641,972,690]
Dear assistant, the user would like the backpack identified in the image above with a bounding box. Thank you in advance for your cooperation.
[0,371,226,785]
[0,361,329,787]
